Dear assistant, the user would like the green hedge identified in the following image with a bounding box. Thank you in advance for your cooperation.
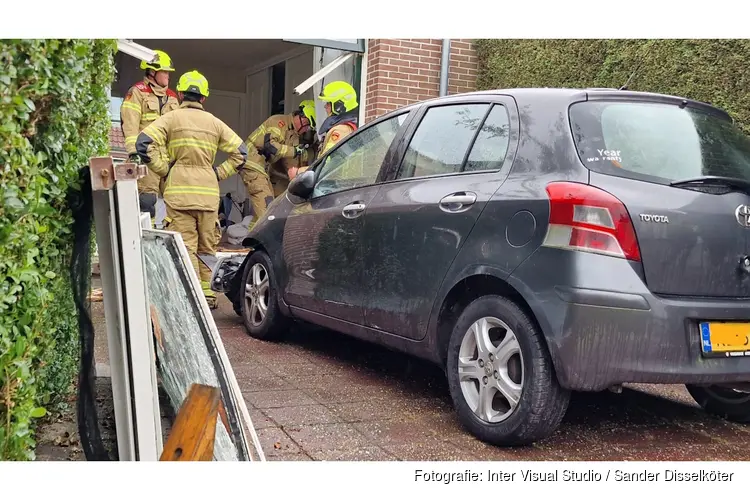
[474,39,750,133]
[0,39,116,460]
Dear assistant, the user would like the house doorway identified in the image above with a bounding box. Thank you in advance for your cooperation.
[111,39,366,223]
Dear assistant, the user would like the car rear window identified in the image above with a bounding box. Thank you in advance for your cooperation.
[568,100,750,184]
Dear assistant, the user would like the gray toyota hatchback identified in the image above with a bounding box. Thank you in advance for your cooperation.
[214,88,750,446]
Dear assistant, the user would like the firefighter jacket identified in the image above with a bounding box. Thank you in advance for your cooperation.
[246,114,305,184]
[320,121,358,155]
[120,78,179,194]
[135,101,248,212]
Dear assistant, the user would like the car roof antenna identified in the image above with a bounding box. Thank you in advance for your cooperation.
[618,43,652,91]
[619,68,638,91]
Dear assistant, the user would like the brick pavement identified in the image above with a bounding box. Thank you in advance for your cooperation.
[213,297,750,461]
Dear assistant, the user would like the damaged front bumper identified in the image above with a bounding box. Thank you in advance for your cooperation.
[200,252,249,294]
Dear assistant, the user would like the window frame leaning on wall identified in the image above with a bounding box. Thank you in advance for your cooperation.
[88,158,264,461]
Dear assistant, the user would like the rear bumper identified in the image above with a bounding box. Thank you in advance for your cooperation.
[509,249,750,391]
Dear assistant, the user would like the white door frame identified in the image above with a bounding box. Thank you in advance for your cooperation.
[207,89,250,222]
[210,89,248,138]
[245,68,271,135]
[358,40,368,125]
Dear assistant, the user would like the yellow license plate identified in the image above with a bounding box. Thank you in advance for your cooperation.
[700,322,750,357]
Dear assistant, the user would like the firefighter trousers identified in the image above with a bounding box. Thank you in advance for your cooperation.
[163,206,220,289]
[239,168,275,223]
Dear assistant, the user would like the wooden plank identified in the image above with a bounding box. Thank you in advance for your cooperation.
[217,398,231,434]
[160,383,220,461]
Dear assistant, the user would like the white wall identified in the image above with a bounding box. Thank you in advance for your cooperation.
[284,50,315,113]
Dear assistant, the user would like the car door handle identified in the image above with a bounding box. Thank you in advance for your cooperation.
[342,202,366,219]
[439,192,477,212]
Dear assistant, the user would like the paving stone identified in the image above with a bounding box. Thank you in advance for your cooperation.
[352,419,442,447]
[249,409,278,430]
[245,389,318,409]
[256,427,303,457]
[266,452,313,461]
[283,423,372,452]
[384,441,478,461]
[263,404,342,427]
[309,446,395,461]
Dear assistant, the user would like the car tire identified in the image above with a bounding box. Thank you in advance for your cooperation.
[240,250,288,341]
[445,295,570,446]
[686,384,750,423]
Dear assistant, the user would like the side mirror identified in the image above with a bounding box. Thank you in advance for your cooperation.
[287,169,316,199]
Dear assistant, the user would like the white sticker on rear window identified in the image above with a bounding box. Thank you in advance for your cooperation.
[586,149,622,164]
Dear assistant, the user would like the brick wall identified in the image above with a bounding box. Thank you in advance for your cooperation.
[364,39,478,123]
[109,124,127,160]
[447,40,479,96]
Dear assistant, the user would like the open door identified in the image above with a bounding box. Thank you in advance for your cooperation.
[284,39,366,126]
[246,69,271,136]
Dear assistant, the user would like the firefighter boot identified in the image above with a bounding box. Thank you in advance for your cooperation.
[202,280,218,310]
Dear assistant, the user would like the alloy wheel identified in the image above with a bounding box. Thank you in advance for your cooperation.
[458,316,524,423]
[245,263,270,327]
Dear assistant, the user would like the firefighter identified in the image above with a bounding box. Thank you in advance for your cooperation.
[283,99,319,183]
[316,81,359,155]
[135,70,248,309]
[245,100,318,200]
[235,136,274,217]
[120,49,180,224]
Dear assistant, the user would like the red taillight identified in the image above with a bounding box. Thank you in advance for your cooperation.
[543,182,641,262]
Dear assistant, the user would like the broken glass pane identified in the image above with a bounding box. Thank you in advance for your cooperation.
[141,229,251,461]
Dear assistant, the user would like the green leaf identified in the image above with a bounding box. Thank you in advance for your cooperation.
[0,38,116,461]
[15,424,30,438]
[5,196,24,210]
[30,407,47,418]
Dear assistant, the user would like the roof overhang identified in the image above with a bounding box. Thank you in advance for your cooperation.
[283,39,365,53]
[117,39,157,63]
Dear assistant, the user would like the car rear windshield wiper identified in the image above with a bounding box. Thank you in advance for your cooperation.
[670,175,750,194]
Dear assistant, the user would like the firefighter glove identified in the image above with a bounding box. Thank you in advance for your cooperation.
[260,133,278,160]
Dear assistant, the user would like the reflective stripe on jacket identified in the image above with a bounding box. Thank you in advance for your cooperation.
[135,101,247,212]
[120,78,179,194]
[246,113,309,186]
[247,114,299,163]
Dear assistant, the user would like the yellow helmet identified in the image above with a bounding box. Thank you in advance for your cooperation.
[176,70,210,97]
[140,49,175,72]
[319,81,358,115]
[298,99,317,128]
